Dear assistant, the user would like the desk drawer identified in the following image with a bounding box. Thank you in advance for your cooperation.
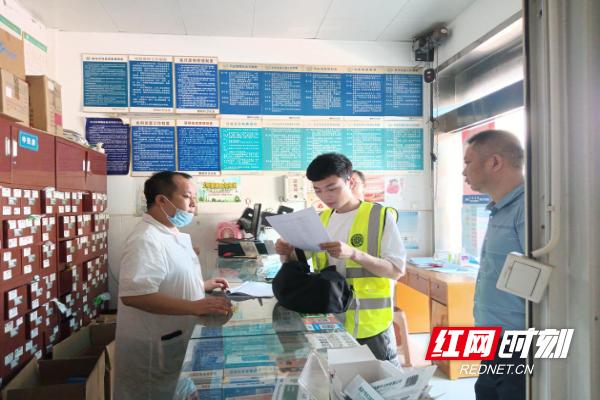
[408,272,429,296]
[430,279,448,304]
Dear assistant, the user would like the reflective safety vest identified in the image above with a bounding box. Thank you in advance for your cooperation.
[312,202,393,339]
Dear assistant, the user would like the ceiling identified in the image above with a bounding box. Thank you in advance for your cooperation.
[18,0,477,41]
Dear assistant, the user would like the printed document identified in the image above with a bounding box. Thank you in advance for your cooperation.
[265,207,331,252]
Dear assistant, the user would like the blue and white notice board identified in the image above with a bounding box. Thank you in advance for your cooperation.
[219,63,422,117]
[82,54,129,112]
[82,55,422,117]
[127,117,424,173]
[131,119,176,173]
[82,54,220,114]
[129,55,174,113]
[175,57,219,113]
[176,119,220,172]
[85,118,130,175]
[220,117,424,171]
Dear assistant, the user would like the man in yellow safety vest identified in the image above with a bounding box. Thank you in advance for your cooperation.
[276,153,406,366]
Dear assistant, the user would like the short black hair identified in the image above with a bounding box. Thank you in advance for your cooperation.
[144,171,192,208]
[467,129,524,169]
[306,152,353,182]
[352,170,365,184]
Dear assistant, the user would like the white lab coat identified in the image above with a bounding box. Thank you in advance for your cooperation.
[114,214,205,400]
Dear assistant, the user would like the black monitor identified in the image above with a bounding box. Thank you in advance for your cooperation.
[249,203,262,239]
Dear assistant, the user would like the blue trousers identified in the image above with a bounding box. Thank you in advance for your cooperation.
[474,350,526,400]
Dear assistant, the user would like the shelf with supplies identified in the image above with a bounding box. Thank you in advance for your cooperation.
[0,115,110,388]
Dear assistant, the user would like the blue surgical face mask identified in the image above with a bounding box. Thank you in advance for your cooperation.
[160,197,194,228]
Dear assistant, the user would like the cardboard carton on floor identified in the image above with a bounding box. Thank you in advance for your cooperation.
[27,75,63,136]
[1,356,105,400]
[0,27,25,79]
[53,323,116,400]
[326,345,437,400]
[0,69,29,124]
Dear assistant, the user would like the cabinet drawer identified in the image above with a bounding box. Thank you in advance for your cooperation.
[408,272,429,296]
[430,279,448,304]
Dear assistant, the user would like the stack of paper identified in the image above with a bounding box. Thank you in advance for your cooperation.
[227,281,274,298]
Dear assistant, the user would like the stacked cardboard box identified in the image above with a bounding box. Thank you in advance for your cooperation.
[27,76,63,136]
[0,27,28,124]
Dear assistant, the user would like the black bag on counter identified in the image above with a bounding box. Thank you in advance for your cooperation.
[272,249,353,314]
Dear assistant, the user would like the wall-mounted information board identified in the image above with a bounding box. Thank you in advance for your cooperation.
[82,54,129,112]
[131,119,176,172]
[85,118,130,175]
[82,56,422,117]
[174,56,219,113]
[99,117,423,174]
[220,119,263,171]
[219,64,422,117]
[177,119,220,172]
[82,54,220,114]
[129,55,174,113]
[220,118,423,171]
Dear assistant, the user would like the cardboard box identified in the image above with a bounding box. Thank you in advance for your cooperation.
[52,323,116,400]
[325,346,437,400]
[1,357,104,400]
[0,69,29,124]
[0,28,25,79]
[26,75,63,136]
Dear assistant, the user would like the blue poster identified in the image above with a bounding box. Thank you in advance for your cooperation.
[262,127,305,170]
[219,64,423,117]
[384,74,423,116]
[343,73,385,116]
[131,121,176,172]
[220,127,262,170]
[261,71,303,115]
[383,127,424,170]
[85,118,130,175]
[174,57,219,112]
[219,68,261,115]
[462,204,490,258]
[303,73,345,116]
[82,55,128,110]
[129,57,173,110]
[303,127,345,165]
[177,122,220,171]
[344,127,385,170]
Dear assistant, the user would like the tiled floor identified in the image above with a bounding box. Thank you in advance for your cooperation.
[399,333,476,400]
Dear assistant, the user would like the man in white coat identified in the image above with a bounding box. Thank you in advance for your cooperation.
[114,171,232,399]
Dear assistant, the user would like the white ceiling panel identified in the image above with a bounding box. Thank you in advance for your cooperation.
[379,0,476,40]
[17,0,480,41]
[253,0,332,38]
[317,0,410,41]
[179,0,254,37]
[99,0,186,35]
[19,0,117,32]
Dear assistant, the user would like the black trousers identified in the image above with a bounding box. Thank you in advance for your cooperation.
[474,350,526,400]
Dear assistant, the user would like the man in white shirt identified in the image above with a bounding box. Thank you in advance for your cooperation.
[276,153,406,366]
[114,172,232,400]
